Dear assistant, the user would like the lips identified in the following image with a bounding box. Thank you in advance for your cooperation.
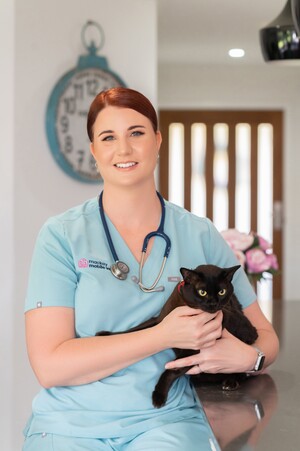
[114,162,137,168]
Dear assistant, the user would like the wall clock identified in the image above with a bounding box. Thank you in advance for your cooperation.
[46,21,126,183]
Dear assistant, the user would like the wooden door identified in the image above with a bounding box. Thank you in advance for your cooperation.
[159,110,283,326]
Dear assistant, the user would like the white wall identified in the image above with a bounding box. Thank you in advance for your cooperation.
[0,1,15,450]
[3,1,157,449]
[158,62,300,302]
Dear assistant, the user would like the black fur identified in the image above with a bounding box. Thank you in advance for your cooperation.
[96,264,258,407]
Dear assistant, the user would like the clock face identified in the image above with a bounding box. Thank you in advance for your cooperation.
[47,67,124,183]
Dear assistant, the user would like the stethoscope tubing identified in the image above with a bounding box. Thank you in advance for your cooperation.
[98,191,171,291]
[141,231,171,258]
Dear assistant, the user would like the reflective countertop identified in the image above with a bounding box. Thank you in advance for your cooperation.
[194,300,300,451]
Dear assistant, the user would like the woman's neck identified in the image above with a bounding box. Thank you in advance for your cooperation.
[101,182,161,229]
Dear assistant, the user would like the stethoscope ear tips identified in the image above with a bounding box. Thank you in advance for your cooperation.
[140,284,165,293]
[131,275,165,292]
[153,286,165,292]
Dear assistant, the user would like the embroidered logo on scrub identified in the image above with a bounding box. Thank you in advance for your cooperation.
[78,258,110,270]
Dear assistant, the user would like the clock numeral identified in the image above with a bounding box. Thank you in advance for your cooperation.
[60,115,69,133]
[77,150,85,169]
[65,135,73,154]
[63,97,76,115]
[73,83,84,100]
[86,79,99,97]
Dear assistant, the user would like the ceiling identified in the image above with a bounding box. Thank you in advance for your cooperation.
[157,0,288,65]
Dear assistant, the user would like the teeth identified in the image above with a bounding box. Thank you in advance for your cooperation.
[115,162,136,168]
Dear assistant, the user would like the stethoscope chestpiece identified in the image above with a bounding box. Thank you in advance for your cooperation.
[110,261,130,280]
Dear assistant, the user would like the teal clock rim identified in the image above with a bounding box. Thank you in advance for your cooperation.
[45,65,126,184]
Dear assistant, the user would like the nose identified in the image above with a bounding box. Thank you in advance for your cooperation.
[117,137,132,156]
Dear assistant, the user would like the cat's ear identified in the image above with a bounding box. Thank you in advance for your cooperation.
[180,267,196,283]
[223,265,240,282]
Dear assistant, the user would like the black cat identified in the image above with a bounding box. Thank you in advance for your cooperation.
[96,264,258,408]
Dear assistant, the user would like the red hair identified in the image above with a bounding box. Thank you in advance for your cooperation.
[87,87,158,141]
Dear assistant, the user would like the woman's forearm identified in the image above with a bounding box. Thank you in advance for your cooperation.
[26,307,170,388]
[31,327,167,388]
[26,304,223,388]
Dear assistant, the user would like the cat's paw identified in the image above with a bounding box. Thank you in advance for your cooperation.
[152,390,167,408]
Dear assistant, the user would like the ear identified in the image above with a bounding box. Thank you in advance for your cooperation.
[180,267,197,283]
[223,265,240,282]
[156,130,162,152]
[90,142,96,159]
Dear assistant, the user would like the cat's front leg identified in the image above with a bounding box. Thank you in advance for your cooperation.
[95,331,113,336]
[223,312,258,345]
[95,316,160,337]
[152,366,192,408]
[151,348,199,407]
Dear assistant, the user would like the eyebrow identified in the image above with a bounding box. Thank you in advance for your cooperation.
[98,129,113,137]
[128,125,146,131]
[98,125,146,137]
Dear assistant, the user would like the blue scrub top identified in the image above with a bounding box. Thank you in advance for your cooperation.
[24,196,256,439]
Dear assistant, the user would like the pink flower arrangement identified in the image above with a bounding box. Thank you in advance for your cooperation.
[221,229,279,283]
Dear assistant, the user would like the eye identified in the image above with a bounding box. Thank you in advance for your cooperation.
[101,135,115,142]
[218,289,226,296]
[131,130,144,137]
[198,290,207,296]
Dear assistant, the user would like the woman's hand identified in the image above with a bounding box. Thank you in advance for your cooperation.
[164,301,280,375]
[165,328,257,374]
[158,306,223,351]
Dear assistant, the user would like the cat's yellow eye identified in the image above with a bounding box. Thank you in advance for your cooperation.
[198,290,207,296]
[218,289,226,296]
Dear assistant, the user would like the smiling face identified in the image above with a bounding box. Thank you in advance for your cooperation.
[90,106,162,189]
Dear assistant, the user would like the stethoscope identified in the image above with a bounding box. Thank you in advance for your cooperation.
[98,191,171,292]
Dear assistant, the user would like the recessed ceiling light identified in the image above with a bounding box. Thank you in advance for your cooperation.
[228,48,245,58]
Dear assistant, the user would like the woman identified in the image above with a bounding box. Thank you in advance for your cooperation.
[23,87,279,450]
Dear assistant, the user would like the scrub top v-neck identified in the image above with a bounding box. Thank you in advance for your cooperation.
[104,212,168,285]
